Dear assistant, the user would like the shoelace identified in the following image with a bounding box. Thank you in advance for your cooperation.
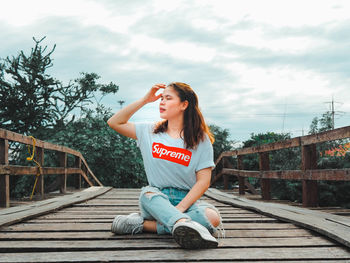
[126,216,144,235]
[216,220,226,240]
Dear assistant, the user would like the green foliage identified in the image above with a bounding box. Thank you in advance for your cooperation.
[242,132,296,171]
[1,37,121,198]
[209,124,236,161]
[240,131,302,201]
[309,111,333,134]
[50,106,147,188]
[309,111,350,207]
[237,112,350,207]
[0,37,118,140]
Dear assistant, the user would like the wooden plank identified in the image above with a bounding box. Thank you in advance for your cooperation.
[215,137,301,162]
[0,187,112,227]
[0,232,171,240]
[59,152,67,194]
[221,168,350,181]
[79,155,102,187]
[35,147,44,199]
[237,155,245,195]
[0,129,101,187]
[2,187,347,262]
[0,128,79,156]
[25,218,298,229]
[74,156,82,189]
[259,152,271,200]
[214,126,350,164]
[0,165,81,175]
[0,139,9,208]
[301,125,350,145]
[301,144,318,207]
[1,247,350,262]
[0,237,336,252]
[4,221,297,233]
[206,188,350,248]
[32,212,265,219]
[0,228,312,239]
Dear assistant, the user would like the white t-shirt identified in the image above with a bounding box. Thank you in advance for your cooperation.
[135,122,215,190]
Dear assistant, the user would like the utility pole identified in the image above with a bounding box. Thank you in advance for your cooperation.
[282,100,287,133]
[118,100,125,109]
[331,96,335,130]
[325,96,344,130]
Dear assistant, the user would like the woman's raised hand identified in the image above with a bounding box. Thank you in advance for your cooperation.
[143,84,166,104]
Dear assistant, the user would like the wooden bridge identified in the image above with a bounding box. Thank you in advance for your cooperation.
[1,127,350,262]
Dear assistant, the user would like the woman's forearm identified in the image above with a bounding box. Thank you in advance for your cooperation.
[107,98,147,126]
[176,179,210,212]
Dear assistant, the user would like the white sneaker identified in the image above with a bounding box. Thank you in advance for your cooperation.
[111,213,143,234]
[172,220,218,249]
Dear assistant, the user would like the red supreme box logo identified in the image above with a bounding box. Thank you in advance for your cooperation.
[152,142,192,167]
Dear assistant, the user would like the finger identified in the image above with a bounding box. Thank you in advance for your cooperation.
[154,83,166,89]
[155,93,162,100]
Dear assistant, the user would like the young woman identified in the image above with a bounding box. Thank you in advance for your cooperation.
[107,82,222,249]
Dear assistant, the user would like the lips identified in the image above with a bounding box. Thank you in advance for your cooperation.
[159,107,166,113]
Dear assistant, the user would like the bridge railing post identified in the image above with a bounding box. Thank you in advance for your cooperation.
[237,155,245,195]
[75,156,81,189]
[259,152,271,200]
[0,139,9,208]
[222,157,229,190]
[35,147,45,199]
[59,152,67,194]
[301,144,318,207]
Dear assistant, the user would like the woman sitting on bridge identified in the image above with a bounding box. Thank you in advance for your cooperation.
[107,82,223,249]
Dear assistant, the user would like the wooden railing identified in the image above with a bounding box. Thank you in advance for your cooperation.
[211,125,350,207]
[0,128,103,207]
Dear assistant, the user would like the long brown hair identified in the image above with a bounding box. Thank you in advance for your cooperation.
[153,82,214,149]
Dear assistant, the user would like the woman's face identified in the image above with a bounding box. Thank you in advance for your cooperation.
[159,86,188,120]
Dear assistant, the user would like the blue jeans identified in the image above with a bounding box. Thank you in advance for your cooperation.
[139,186,221,235]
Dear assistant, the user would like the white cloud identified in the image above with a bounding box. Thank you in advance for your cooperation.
[1,0,350,142]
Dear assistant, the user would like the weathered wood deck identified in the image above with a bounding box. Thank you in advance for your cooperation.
[1,187,350,262]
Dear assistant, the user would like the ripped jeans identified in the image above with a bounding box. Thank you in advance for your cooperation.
[139,185,222,235]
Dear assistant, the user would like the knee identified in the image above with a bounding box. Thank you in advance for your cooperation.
[144,191,157,198]
[205,208,221,228]
[140,191,166,204]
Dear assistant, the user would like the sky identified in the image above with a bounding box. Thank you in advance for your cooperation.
[1,0,350,144]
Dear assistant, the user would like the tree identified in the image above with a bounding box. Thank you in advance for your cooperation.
[309,111,333,135]
[240,132,302,201]
[209,124,236,161]
[0,37,118,139]
[242,132,294,170]
[0,37,119,197]
[309,111,350,208]
[51,105,147,189]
